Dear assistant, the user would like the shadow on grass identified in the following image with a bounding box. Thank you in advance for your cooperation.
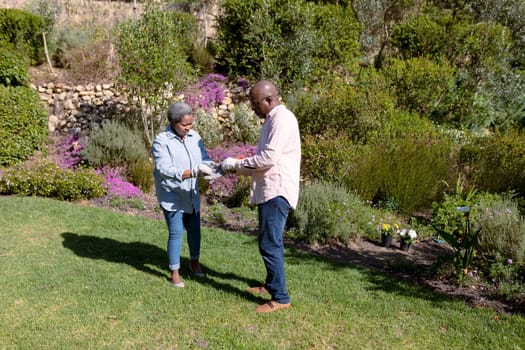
[61,232,266,304]
[61,232,168,280]
[285,243,466,310]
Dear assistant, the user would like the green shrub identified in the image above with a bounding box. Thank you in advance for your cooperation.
[461,130,525,196]
[0,85,48,167]
[127,158,154,193]
[0,8,47,65]
[383,57,455,123]
[287,182,378,244]
[0,160,105,200]
[389,12,520,130]
[488,261,525,304]
[193,104,261,148]
[215,0,361,90]
[430,176,478,242]
[80,120,150,169]
[473,193,525,265]
[225,103,261,145]
[289,70,396,142]
[0,47,29,86]
[301,134,356,182]
[431,188,525,277]
[346,111,456,215]
[192,109,224,148]
[390,13,451,61]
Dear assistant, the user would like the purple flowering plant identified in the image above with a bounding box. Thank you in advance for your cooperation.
[206,143,256,201]
[237,77,249,91]
[57,133,85,169]
[183,73,228,111]
[96,166,142,199]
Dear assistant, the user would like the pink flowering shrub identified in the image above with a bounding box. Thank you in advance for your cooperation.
[57,133,85,168]
[96,166,142,199]
[206,143,256,207]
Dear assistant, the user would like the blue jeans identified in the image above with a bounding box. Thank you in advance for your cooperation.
[162,209,201,271]
[258,196,291,304]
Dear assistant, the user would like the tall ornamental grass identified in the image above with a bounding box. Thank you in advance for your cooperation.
[346,111,456,215]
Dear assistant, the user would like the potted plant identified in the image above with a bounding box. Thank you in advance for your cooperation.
[378,223,399,248]
[399,229,417,251]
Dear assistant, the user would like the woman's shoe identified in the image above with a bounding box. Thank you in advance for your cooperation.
[172,281,185,288]
[171,270,184,287]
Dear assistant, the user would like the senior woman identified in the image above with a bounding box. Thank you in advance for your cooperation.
[152,102,216,288]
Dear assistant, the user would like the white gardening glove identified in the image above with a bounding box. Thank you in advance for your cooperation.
[191,164,214,178]
[221,157,241,172]
[203,162,225,181]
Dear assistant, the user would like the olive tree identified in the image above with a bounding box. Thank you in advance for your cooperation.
[115,1,197,145]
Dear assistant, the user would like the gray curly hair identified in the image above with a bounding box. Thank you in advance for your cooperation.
[167,102,193,123]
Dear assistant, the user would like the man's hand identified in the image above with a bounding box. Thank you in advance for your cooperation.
[221,157,241,172]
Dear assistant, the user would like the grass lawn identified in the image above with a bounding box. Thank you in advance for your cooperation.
[1,196,524,349]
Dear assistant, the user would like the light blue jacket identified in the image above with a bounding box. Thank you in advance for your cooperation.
[151,125,212,213]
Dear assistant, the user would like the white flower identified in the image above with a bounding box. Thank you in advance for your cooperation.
[400,228,417,242]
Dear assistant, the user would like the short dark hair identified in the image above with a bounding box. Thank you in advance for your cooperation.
[167,102,192,123]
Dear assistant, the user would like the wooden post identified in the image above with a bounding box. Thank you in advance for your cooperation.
[42,32,54,74]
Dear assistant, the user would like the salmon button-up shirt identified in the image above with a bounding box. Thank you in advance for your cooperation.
[237,104,301,209]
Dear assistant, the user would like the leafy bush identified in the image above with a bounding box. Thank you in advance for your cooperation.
[390,13,451,61]
[389,12,521,130]
[0,8,47,65]
[225,103,262,145]
[383,57,455,123]
[461,130,525,196]
[473,193,525,265]
[431,187,525,278]
[469,0,525,70]
[215,0,361,90]
[80,120,149,169]
[0,160,105,201]
[0,85,48,167]
[0,47,29,86]
[487,260,525,304]
[301,134,356,182]
[287,182,378,244]
[430,176,478,243]
[127,158,154,193]
[193,109,224,148]
[289,70,396,142]
[346,111,456,215]
[194,103,261,151]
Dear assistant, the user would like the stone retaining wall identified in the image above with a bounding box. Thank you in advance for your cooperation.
[33,82,248,135]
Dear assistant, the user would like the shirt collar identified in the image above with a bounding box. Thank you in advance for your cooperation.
[266,104,285,119]
[166,125,194,141]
